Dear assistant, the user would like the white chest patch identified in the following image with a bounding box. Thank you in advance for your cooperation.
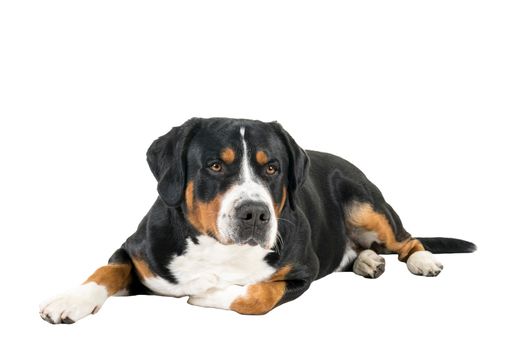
[142,236,276,297]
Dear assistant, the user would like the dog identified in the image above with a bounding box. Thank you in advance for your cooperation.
[39,117,476,324]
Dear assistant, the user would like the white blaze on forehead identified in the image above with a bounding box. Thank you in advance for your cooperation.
[216,126,278,248]
[239,126,257,184]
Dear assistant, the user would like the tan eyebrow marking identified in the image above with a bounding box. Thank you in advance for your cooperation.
[273,187,287,216]
[256,150,269,165]
[220,147,236,164]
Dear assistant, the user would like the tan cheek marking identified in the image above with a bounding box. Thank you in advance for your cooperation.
[347,202,424,262]
[186,181,224,242]
[83,264,132,296]
[131,258,155,280]
[256,150,268,165]
[230,265,292,315]
[221,147,236,164]
[273,187,287,217]
[185,181,194,210]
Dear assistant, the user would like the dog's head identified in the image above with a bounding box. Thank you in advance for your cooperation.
[147,118,309,249]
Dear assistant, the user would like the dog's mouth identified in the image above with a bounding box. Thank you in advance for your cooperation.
[243,238,259,246]
[218,227,274,249]
[214,227,274,249]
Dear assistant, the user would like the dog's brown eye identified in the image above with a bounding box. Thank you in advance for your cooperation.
[266,164,278,175]
[209,162,222,172]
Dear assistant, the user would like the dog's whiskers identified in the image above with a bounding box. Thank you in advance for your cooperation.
[271,230,284,255]
[277,217,295,226]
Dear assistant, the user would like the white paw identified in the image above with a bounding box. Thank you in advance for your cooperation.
[39,282,108,324]
[407,251,443,277]
[352,249,386,278]
[188,285,246,310]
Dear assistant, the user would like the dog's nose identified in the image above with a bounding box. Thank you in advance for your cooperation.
[236,201,270,227]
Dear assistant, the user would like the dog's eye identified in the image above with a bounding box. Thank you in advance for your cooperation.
[266,164,278,175]
[209,162,223,172]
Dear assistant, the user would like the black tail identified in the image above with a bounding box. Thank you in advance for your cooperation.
[416,237,477,254]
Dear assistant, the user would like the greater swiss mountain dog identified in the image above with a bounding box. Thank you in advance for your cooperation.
[40,118,476,324]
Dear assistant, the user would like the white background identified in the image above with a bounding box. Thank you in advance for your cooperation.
[1,1,523,349]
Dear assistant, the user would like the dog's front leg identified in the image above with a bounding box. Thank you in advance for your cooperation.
[39,248,133,324]
[188,280,288,315]
[188,265,312,315]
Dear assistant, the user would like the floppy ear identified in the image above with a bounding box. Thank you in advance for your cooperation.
[147,118,201,207]
[270,122,310,210]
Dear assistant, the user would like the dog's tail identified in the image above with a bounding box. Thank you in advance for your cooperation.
[416,237,477,254]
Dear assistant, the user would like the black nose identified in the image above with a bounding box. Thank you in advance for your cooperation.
[236,201,271,227]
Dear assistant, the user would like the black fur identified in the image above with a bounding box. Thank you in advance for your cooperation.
[269,122,310,210]
[417,237,477,254]
[147,118,202,207]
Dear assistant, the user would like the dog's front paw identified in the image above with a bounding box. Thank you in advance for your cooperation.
[407,251,443,277]
[39,282,108,324]
[188,285,246,310]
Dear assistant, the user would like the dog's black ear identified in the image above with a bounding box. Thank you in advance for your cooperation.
[270,122,310,210]
[147,118,201,207]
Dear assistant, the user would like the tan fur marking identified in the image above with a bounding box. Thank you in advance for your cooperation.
[185,181,194,210]
[185,181,225,242]
[220,147,236,164]
[132,258,155,280]
[347,202,424,262]
[230,265,291,315]
[269,264,292,282]
[397,239,425,261]
[256,150,268,165]
[273,187,287,217]
[83,264,132,295]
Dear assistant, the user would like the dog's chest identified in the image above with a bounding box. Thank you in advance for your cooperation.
[142,236,276,297]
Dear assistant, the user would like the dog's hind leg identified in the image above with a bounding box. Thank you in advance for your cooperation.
[39,248,134,324]
[352,249,386,278]
[346,201,443,277]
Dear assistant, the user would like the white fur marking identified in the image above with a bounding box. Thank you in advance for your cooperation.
[114,288,129,296]
[39,282,108,324]
[142,236,275,298]
[335,240,357,271]
[407,251,443,276]
[354,230,379,248]
[188,285,247,310]
[216,126,278,248]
